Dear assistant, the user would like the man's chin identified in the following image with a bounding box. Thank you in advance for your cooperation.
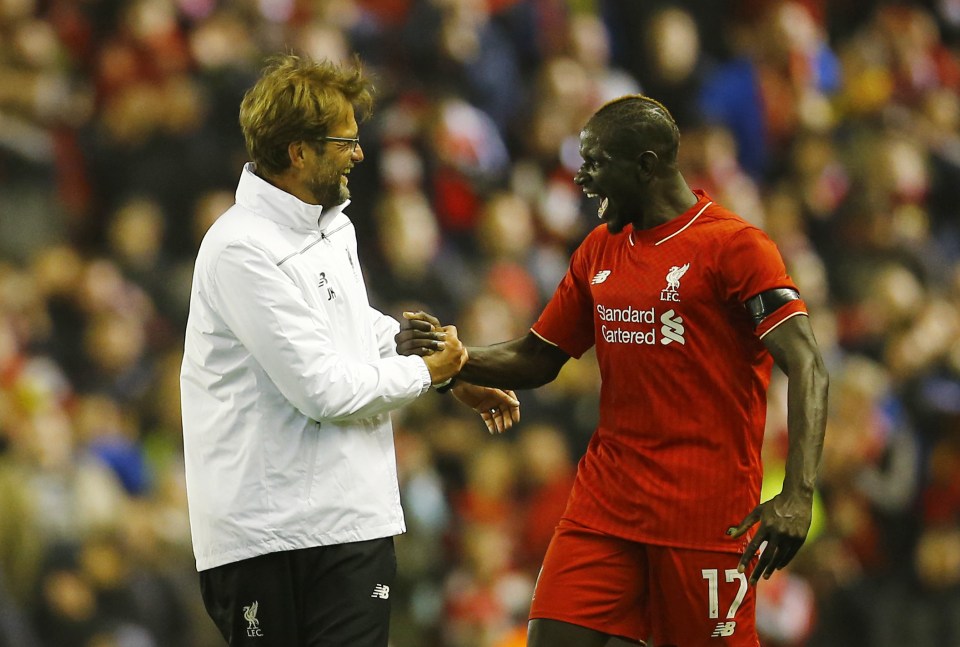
[601,208,628,234]
[604,220,628,234]
[331,184,351,205]
[317,188,350,208]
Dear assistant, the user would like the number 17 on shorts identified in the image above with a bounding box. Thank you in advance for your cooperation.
[701,568,748,638]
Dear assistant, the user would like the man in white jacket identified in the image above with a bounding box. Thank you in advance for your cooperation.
[180,54,520,647]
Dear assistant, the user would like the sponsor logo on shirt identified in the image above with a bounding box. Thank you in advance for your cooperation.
[660,263,690,302]
[591,270,612,284]
[660,309,685,345]
[595,262,692,346]
[596,305,687,346]
[371,584,390,599]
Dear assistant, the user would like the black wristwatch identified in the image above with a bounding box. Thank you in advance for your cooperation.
[435,377,457,393]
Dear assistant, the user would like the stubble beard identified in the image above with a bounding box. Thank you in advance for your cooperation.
[310,171,349,208]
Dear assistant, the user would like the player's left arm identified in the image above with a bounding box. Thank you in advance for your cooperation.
[730,312,829,584]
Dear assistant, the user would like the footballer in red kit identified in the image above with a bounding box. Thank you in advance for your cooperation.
[533,190,806,552]
[527,190,807,644]
[396,95,828,647]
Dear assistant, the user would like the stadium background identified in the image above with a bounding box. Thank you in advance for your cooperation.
[1,0,960,645]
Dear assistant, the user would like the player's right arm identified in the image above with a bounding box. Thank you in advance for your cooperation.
[462,331,570,389]
[730,313,828,584]
[396,311,570,390]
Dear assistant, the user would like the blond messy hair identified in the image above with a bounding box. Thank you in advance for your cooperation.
[239,54,375,176]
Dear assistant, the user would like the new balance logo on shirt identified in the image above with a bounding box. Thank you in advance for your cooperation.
[591,270,611,284]
[371,584,390,599]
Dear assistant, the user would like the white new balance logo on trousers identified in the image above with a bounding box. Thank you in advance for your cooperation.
[371,584,390,599]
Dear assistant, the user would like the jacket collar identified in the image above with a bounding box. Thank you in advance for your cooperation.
[235,163,350,232]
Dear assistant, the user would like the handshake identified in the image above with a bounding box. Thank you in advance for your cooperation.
[397,311,467,386]
[395,311,520,434]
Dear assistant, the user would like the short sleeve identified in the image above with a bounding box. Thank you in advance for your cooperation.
[717,226,808,337]
[532,243,596,359]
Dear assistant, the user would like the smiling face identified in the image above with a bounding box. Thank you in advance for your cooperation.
[303,101,363,208]
[574,126,645,233]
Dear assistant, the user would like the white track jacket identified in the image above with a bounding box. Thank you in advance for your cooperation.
[180,164,432,571]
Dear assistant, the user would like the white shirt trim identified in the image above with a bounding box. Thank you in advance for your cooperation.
[758,310,808,340]
[531,328,560,347]
[655,201,712,246]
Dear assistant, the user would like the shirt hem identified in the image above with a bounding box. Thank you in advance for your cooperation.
[560,516,747,556]
[194,522,406,571]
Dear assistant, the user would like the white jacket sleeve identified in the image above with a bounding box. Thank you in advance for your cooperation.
[208,240,430,422]
[370,307,401,359]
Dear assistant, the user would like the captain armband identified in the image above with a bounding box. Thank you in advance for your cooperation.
[745,288,801,328]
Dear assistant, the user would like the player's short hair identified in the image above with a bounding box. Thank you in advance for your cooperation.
[239,54,374,176]
[587,94,680,165]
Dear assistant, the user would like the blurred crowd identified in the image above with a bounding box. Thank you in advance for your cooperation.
[1,0,960,646]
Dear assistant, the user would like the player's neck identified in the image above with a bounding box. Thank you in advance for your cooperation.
[635,177,698,230]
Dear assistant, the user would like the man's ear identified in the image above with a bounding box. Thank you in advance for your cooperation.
[288,141,307,169]
[637,150,660,179]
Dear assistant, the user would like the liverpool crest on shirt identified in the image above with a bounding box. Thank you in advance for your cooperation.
[660,263,690,302]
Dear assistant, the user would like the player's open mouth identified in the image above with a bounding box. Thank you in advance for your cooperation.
[585,192,609,219]
[598,197,608,219]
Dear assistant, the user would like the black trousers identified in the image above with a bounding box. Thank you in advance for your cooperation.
[199,537,396,647]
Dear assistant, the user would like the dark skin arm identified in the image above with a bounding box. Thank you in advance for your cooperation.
[399,309,828,588]
[728,314,829,584]
[396,312,570,390]
[461,332,571,389]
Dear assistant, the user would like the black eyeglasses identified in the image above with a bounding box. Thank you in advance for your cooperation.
[316,136,360,153]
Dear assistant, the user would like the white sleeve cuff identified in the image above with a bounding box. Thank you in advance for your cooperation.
[416,357,432,395]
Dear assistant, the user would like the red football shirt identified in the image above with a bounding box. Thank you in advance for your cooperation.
[532,190,807,553]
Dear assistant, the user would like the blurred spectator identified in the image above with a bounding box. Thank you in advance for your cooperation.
[513,423,575,571]
[698,0,840,179]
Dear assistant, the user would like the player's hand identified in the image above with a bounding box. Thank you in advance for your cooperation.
[396,311,444,356]
[421,325,467,384]
[451,383,520,434]
[727,493,813,585]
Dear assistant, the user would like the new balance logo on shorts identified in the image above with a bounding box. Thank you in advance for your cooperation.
[371,584,390,599]
[711,621,737,637]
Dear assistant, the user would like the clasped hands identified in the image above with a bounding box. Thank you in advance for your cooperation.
[396,311,520,434]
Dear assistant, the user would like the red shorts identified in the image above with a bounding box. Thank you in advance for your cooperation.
[530,519,759,646]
